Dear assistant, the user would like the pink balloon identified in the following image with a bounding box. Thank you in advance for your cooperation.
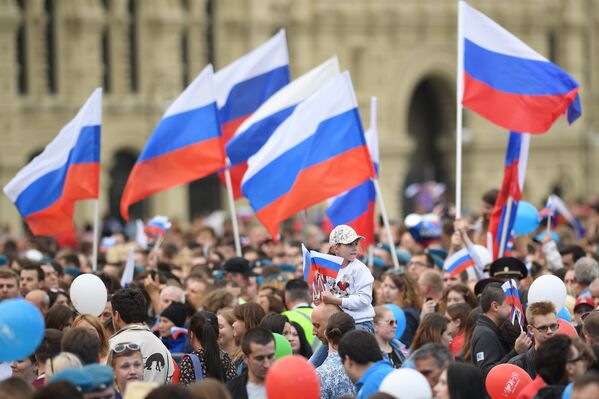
[557,318,578,337]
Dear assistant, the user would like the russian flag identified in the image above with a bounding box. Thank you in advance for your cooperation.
[325,97,379,248]
[302,244,343,284]
[226,57,339,167]
[215,30,290,199]
[120,65,225,221]
[444,248,475,277]
[545,194,585,238]
[3,88,102,235]
[242,72,375,238]
[144,215,172,238]
[302,244,314,283]
[488,132,527,259]
[502,279,525,328]
[460,2,581,133]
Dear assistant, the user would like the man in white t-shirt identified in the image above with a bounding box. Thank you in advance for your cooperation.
[226,328,275,399]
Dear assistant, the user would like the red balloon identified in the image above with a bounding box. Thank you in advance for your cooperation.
[265,355,320,399]
[558,318,578,337]
[486,364,532,399]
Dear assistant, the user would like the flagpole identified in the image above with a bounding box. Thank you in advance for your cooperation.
[224,160,242,257]
[455,0,464,219]
[498,196,513,258]
[546,214,552,232]
[373,178,400,270]
[92,199,100,272]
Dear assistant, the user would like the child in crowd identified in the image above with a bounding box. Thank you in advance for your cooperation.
[321,224,376,333]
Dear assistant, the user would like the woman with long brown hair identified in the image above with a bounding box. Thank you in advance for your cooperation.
[380,269,422,346]
[410,313,453,352]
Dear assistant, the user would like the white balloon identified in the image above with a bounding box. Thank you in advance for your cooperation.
[473,245,493,267]
[404,214,422,229]
[527,274,567,311]
[70,274,107,316]
[380,369,432,399]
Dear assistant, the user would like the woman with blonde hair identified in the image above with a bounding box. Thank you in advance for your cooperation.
[380,269,422,346]
[202,288,236,314]
[216,308,240,362]
[46,352,82,378]
[72,314,109,361]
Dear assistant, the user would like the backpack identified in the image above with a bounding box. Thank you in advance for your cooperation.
[186,353,204,381]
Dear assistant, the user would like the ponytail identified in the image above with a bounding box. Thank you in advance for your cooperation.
[189,311,225,382]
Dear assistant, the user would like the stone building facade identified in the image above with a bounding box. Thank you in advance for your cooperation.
[0,0,597,232]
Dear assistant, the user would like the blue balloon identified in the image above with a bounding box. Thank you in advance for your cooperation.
[513,201,540,235]
[384,304,407,340]
[0,299,45,361]
[557,307,572,323]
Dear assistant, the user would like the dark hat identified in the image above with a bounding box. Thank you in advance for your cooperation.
[489,257,528,280]
[160,302,187,327]
[474,278,504,297]
[223,257,256,277]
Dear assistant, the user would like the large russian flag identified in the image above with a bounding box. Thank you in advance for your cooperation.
[460,2,581,133]
[242,72,375,238]
[120,65,225,221]
[325,97,379,247]
[226,57,339,167]
[215,30,290,198]
[3,89,102,235]
[487,132,527,259]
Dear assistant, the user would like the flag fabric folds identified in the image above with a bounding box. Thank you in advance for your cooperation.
[444,248,475,277]
[120,65,225,221]
[544,194,585,238]
[460,2,581,133]
[216,30,291,198]
[502,279,525,329]
[325,97,379,247]
[487,132,527,259]
[242,71,375,238]
[3,88,102,235]
[301,244,343,285]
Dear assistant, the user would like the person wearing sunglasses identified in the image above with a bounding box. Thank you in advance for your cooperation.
[108,342,144,398]
[508,301,558,379]
[373,306,406,369]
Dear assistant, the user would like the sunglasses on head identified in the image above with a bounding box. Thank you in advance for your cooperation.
[112,342,140,353]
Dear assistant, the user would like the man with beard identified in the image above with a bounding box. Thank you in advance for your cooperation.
[471,283,531,379]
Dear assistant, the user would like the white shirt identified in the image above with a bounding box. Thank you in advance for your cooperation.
[326,258,375,323]
[246,382,267,399]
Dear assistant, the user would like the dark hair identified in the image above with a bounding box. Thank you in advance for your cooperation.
[21,263,45,281]
[188,311,225,382]
[447,363,485,399]
[0,376,35,399]
[35,328,63,363]
[188,378,232,399]
[462,307,483,362]
[261,295,286,314]
[145,385,192,399]
[535,334,573,385]
[60,327,101,365]
[233,302,265,331]
[482,189,499,206]
[111,288,147,324]
[289,321,313,358]
[446,303,472,335]
[338,330,382,365]
[259,313,288,335]
[410,313,449,351]
[32,381,83,399]
[241,328,275,356]
[284,279,310,303]
[560,245,586,263]
[325,312,355,346]
[584,312,599,344]
[44,304,75,331]
[48,289,70,308]
[480,283,505,313]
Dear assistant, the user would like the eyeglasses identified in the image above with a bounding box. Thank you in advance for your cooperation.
[566,354,584,363]
[529,323,560,334]
[379,319,397,326]
[112,342,140,353]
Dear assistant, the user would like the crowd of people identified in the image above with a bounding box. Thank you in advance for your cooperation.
[2,188,599,399]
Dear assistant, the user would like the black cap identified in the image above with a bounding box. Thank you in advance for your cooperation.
[474,278,504,297]
[489,257,528,280]
[223,257,256,277]
[160,302,187,327]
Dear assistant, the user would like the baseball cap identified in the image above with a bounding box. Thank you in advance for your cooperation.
[574,296,595,311]
[329,225,365,246]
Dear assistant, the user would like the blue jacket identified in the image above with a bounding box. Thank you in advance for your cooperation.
[161,331,188,354]
[356,360,395,399]
[381,339,407,368]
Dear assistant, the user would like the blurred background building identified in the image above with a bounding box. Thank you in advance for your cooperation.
[0,0,597,232]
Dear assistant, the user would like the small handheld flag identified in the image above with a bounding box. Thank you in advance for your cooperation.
[502,279,525,331]
[444,248,475,277]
